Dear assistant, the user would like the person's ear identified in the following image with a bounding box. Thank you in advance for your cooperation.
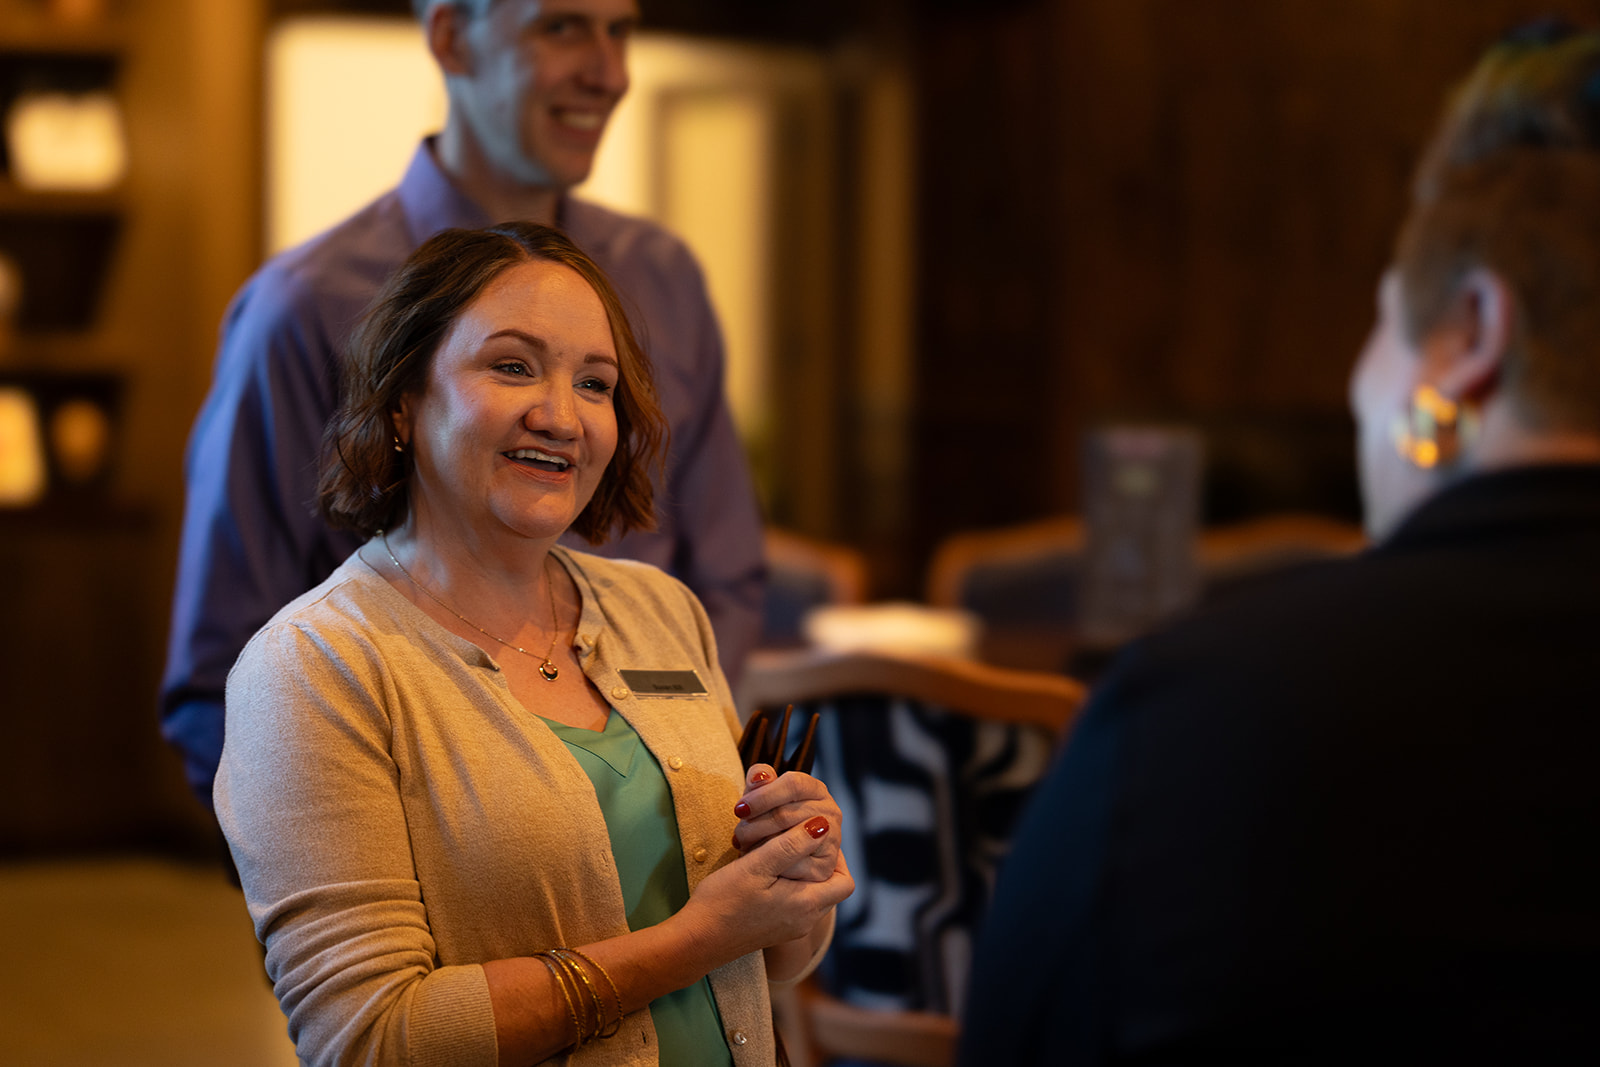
[1424,267,1513,404]
[425,1,474,77]
[392,395,414,450]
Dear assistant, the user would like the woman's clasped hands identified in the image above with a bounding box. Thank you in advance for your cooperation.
[675,764,852,973]
[731,764,846,884]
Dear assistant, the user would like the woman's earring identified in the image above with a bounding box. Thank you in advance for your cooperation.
[1392,384,1477,469]
[393,435,405,453]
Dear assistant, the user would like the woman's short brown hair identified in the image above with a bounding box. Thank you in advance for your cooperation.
[318,221,665,542]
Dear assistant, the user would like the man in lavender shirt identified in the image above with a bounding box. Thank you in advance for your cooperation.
[162,0,765,805]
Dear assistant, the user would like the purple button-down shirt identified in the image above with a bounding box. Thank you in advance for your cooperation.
[163,141,765,804]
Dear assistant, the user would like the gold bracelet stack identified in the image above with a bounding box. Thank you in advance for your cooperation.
[533,948,625,1050]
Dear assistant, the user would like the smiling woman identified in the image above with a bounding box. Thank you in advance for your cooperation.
[319,223,658,544]
[216,222,853,1067]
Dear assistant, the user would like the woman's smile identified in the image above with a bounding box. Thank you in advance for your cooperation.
[505,446,573,473]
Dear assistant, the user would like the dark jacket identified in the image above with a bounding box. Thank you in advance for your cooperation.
[961,465,1600,1065]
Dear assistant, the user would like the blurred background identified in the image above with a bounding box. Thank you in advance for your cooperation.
[2,0,1597,1060]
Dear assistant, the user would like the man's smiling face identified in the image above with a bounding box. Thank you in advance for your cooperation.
[449,0,638,191]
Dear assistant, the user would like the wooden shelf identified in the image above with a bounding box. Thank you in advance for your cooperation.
[0,10,128,57]
[0,180,124,216]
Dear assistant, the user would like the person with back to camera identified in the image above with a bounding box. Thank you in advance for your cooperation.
[960,29,1600,1065]
[215,222,850,1066]
[164,0,767,814]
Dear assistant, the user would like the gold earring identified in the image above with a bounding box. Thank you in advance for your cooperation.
[393,435,404,453]
[1392,384,1477,469]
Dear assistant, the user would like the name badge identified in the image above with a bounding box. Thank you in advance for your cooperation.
[619,669,708,698]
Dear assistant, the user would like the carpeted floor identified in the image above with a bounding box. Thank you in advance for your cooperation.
[0,857,298,1067]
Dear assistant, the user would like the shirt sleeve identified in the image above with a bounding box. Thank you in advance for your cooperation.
[653,253,767,687]
[216,622,499,1067]
[160,269,357,805]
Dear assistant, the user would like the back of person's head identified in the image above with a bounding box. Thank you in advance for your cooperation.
[1414,20,1600,200]
[1397,148,1600,435]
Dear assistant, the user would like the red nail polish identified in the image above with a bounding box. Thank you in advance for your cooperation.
[751,769,772,784]
[734,801,751,818]
[805,816,829,839]
[732,832,741,850]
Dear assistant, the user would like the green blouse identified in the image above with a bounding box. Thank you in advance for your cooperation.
[544,711,735,1067]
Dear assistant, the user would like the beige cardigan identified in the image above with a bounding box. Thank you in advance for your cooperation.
[216,545,777,1067]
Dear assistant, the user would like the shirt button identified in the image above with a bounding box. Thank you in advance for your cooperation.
[611,685,630,701]
[668,755,684,771]
[693,847,709,863]
[729,1029,748,1046]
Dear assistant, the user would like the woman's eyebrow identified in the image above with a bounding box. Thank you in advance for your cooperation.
[485,329,617,367]
[484,328,548,350]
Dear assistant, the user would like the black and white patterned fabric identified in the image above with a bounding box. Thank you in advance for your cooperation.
[790,695,1056,1019]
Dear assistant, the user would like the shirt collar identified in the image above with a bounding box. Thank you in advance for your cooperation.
[398,137,584,244]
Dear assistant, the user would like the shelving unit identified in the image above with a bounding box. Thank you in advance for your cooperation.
[0,5,130,332]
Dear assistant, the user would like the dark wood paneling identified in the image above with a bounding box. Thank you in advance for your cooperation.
[909,0,1600,568]
[0,508,213,856]
[910,0,1068,551]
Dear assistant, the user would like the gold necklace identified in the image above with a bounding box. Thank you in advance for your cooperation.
[381,532,563,682]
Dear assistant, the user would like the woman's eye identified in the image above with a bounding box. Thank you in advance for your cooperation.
[579,377,615,395]
[493,361,532,377]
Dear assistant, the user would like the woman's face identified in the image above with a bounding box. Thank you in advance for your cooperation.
[397,258,620,548]
[1350,270,1434,539]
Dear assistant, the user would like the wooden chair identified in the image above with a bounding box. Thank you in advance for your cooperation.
[923,516,1086,672]
[924,516,1085,612]
[742,648,1086,1067]
[762,528,871,649]
[1198,513,1365,599]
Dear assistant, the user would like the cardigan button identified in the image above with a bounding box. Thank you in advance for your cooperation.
[693,847,709,864]
[729,1029,748,1046]
[578,633,593,648]
[611,685,630,701]
[668,755,685,771]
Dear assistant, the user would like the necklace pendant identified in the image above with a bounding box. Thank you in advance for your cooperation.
[538,659,560,682]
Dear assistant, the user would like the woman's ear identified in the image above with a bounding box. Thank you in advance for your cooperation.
[392,396,414,450]
[1427,267,1514,404]
[425,1,474,77]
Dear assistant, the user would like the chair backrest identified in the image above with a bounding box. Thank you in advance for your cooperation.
[762,528,871,649]
[924,515,1085,615]
[743,649,1085,1067]
[923,517,1086,672]
[925,514,1363,668]
[1198,513,1365,600]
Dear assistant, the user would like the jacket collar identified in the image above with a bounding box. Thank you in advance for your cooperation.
[1380,464,1600,554]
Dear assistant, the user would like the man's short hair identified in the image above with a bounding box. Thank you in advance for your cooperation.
[411,0,492,21]
[1397,149,1600,434]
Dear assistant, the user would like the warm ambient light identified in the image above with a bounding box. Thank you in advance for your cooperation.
[0,387,47,507]
[4,91,127,192]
